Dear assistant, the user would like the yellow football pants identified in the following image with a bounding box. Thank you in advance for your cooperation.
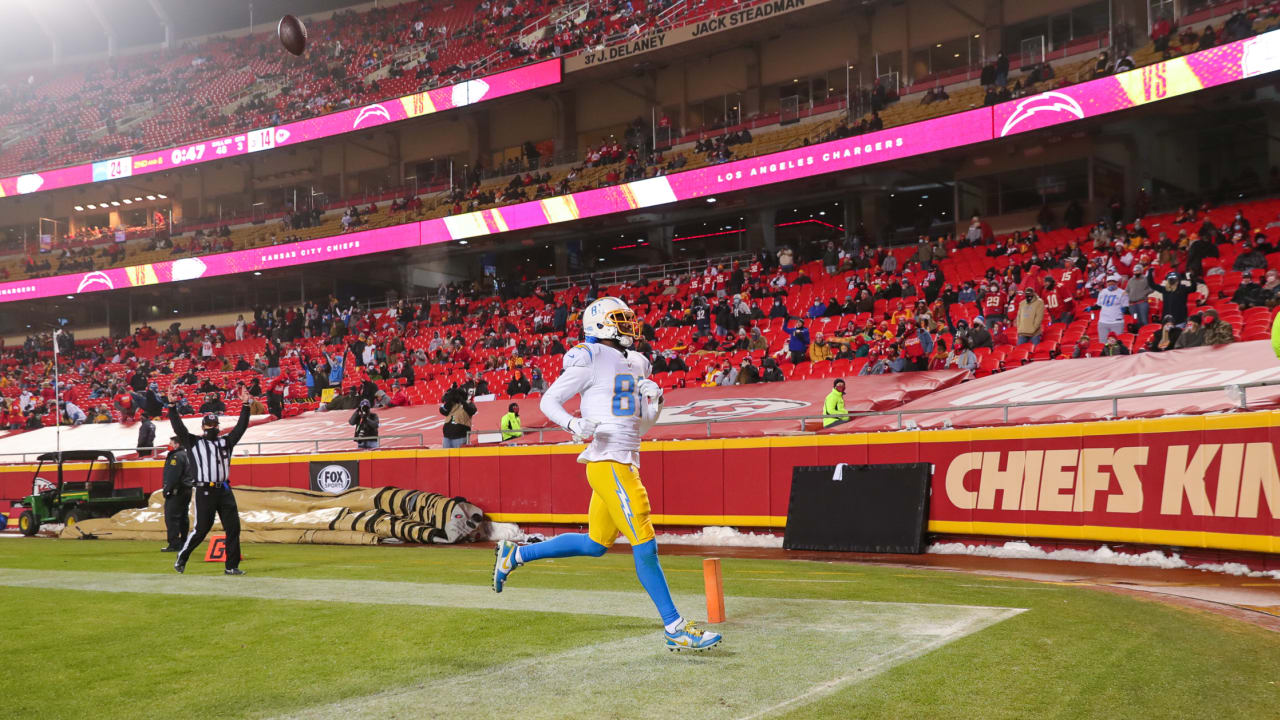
[585,461,655,548]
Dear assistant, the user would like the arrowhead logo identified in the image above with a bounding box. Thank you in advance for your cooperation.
[354,103,391,128]
[999,91,1085,137]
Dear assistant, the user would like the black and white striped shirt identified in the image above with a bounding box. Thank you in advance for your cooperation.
[170,405,251,487]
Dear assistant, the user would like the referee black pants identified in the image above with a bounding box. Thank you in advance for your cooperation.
[176,485,241,570]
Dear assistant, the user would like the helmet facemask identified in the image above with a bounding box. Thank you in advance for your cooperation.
[605,308,641,347]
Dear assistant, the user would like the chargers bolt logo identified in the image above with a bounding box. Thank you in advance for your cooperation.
[1000,91,1085,137]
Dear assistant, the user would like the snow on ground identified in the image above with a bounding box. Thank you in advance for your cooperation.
[654,526,784,548]
[928,540,1280,580]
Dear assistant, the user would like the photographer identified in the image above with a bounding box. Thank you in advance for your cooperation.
[439,385,477,449]
[349,399,380,449]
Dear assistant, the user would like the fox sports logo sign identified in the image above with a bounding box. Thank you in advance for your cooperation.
[316,464,354,493]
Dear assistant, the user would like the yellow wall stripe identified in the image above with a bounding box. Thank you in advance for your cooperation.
[928,520,1279,553]
[488,513,788,528]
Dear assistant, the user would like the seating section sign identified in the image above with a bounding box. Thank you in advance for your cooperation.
[566,0,829,71]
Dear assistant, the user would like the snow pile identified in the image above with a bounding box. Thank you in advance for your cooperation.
[929,540,1280,580]
[654,526,783,548]
[478,521,545,544]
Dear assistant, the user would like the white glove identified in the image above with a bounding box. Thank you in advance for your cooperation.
[568,417,598,441]
[636,378,662,402]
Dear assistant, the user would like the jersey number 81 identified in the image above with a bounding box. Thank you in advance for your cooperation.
[612,374,636,416]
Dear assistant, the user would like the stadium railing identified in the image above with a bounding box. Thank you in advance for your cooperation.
[536,250,757,292]
[0,434,426,465]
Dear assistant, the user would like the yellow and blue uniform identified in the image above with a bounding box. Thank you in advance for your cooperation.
[492,298,720,650]
[585,460,655,547]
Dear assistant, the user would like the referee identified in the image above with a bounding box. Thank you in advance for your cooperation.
[171,388,251,575]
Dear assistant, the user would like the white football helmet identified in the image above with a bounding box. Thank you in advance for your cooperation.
[583,296,641,347]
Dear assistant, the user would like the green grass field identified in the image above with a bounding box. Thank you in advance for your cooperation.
[1,539,1277,720]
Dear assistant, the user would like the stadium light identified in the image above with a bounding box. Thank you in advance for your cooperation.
[122,199,132,204]
[706,197,716,204]
[134,197,143,202]
[146,195,156,200]
[253,271,262,276]
[157,194,167,199]
[86,204,96,210]
[74,206,84,211]
[111,201,121,207]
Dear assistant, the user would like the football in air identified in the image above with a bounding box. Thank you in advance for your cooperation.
[278,14,308,56]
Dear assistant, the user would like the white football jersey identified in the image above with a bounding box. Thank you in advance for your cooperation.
[540,341,653,466]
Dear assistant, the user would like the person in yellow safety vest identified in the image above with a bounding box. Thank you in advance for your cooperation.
[1272,309,1280,359]
[500,403,522,441]
[823,378,848,428]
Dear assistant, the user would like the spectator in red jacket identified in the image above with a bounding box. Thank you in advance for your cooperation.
[980,283,1007,323]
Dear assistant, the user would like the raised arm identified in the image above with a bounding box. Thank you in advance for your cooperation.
[225,389,253,447]
[168,404,194,445]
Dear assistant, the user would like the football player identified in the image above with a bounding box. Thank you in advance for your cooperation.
[492,296,722,652]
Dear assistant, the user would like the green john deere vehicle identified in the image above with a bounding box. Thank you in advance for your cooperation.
[14,451,147,536]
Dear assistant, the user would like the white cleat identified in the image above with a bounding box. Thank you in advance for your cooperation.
[664,621,723,652]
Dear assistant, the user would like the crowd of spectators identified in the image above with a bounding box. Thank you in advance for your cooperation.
[0,188,1277,440]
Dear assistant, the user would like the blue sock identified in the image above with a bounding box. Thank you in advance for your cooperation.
[632,539,680,626]
[516,532,607,563]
